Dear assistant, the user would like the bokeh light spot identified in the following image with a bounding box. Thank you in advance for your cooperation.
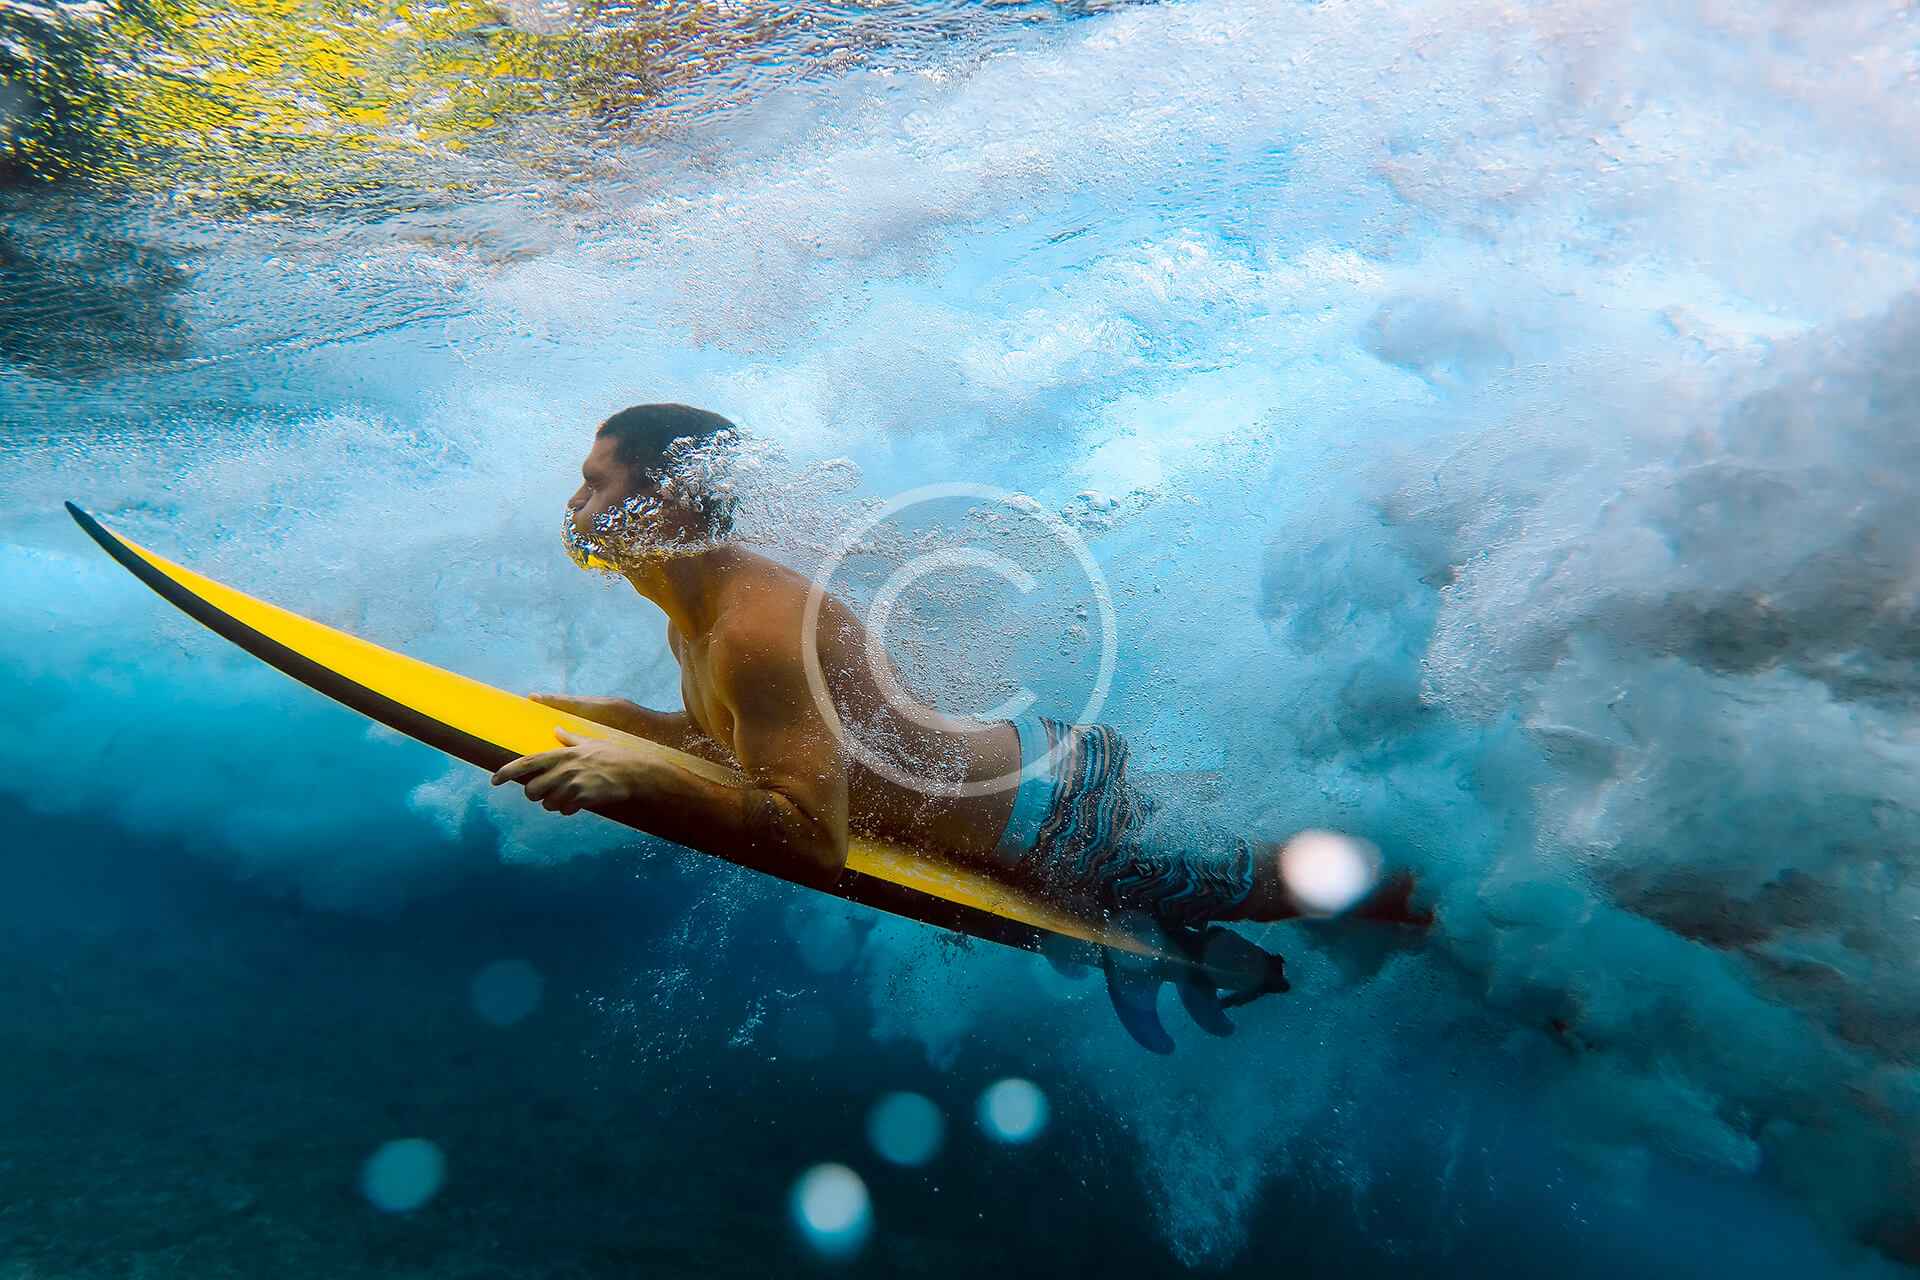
[470,958,545,1027]
[977,1078,1049,1144]
[1279,830,1379,916]
[361,1138,446,1213]
[791,1163,871,1258]
[866,1091,945,1167]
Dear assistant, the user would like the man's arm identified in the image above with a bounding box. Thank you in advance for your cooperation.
[528,693,736,766]
[705,625,850,884]
[497,630,848,889]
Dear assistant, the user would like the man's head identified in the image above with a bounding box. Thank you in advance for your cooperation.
[566,403,740,565]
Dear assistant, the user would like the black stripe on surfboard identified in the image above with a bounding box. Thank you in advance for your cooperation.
[64,501,1064,956]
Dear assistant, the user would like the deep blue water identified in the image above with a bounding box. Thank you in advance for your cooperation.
[5,0,1920,1274]
[2,808,1894,1278]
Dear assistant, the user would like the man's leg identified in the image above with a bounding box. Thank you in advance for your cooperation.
[1029,729,1430,932]
[1115,787,1430,928]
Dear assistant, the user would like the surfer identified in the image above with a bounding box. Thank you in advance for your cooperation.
[492,404,1429,938]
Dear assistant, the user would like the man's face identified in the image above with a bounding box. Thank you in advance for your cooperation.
[565,432,715,569]
[567,434,642,542]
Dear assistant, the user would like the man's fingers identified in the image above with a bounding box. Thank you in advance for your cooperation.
[543,780,586,815]
[490,748,573,786]
[555,727,587,747]
[522,764,575,802]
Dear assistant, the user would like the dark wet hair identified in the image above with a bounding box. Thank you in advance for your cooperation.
[597,403,739,537]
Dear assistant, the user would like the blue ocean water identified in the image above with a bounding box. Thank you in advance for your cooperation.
[4,0,1920,1274]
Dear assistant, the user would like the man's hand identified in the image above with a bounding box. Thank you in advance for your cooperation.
[490,728,661,817]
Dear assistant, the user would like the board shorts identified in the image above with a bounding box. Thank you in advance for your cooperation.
[991,711,1257,928]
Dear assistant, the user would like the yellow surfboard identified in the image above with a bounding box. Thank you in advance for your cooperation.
[66,503,1164,962]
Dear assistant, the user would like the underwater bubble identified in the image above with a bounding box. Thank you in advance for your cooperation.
[790,1163,871,1259]
[977,1078,1049,1144]
[1279,830,1380,916]
[866,1092,945,1167]
[470,959,545,1027]
[360,1138,446,1213]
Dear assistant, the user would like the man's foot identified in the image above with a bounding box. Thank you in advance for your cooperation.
[1349,869,1433,928]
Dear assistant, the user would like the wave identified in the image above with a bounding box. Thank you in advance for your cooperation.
[4,0,1919,1267]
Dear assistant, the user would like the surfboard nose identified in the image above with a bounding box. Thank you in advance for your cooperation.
[65,501,121,556]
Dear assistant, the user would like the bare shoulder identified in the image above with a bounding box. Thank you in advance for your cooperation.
[706,566,815,708]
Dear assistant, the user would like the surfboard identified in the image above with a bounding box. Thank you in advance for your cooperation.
[65,502,1164,962]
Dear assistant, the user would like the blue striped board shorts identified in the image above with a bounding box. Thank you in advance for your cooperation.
[992,712,1257,929]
